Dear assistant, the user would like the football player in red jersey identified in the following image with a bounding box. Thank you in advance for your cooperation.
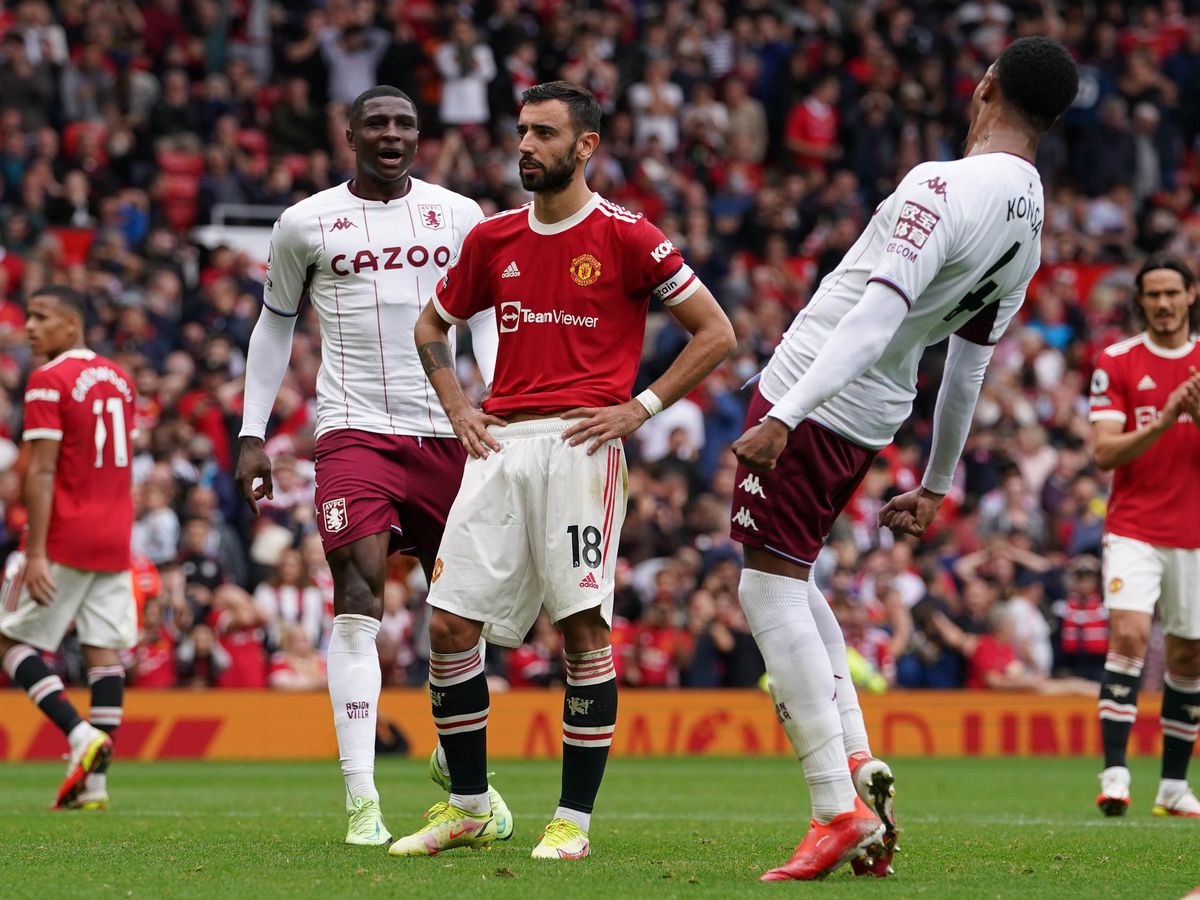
[0,285,137,811]
[390,81,734,861]
[1090,254,1200,819]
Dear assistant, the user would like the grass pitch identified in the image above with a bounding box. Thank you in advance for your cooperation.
[0,755,1194,899]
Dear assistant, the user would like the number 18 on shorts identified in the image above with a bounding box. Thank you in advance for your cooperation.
[426,419,627,647]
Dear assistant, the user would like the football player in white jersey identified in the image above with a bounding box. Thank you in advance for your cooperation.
[728,37,1079,881]
[235,86,509,847]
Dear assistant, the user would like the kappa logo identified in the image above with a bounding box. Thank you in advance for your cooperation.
[739,473,766,498]
[419,204,445,229]
[501,260,521,278]
[567,697,594,716]
[1108,684,1132,699]
[1137,375,1157,391]
[579,571,599,589]
[330,217,356,231]
[322,498,349,533]
[732,506,759,532]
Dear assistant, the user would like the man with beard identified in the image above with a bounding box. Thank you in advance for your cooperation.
[234,85,510,847]
[1090,254,1200,820]
[389,81,735,861]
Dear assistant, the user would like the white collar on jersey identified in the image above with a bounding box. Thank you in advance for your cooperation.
[527,192,601,236]
[45,348,97,367]
[1141,333,1197,359]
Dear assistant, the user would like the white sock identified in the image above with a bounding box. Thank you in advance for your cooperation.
[553,805,591,832]
[739,569,856,822]
[68,721,96,749]
[327,614,382,808]
[451,792,490,815]
[1158,778,1189,799]
[436,743,450,777]
[808,580,871,757]
[86,772,107,794]
[804,734,859,823]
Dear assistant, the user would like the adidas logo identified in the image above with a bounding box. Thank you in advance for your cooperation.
[579,572,599,589]
[501,260,521,278]
[739,473,766,498]
[1137,375,1157,391]
[330,217,356,231]
[732,506,759,532]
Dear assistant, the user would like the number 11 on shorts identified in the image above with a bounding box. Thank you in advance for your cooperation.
[567,525,602,569]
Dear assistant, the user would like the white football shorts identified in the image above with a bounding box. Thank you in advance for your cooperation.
[1103,533,1200,639]
[0,555,137,652]
[427,418,628,648]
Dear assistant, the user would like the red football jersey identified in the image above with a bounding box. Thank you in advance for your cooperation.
[22,350,135,571]
[1089,333,1200,548]
[432,194,700,417]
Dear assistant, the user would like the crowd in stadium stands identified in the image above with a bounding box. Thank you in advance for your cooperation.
[1,1,1199,696]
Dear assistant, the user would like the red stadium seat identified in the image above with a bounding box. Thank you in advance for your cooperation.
[237,128,269,158]
[43,227,96,265]
[159,173,199,201]
[157,149,205,177]
[62,121,107,160]
[163,199,198,231]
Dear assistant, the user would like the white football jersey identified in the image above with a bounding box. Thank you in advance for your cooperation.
[264,179,488,438]
[761,154,1043,448]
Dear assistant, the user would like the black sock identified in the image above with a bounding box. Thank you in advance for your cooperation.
[1098,651,1143,769]
[1161,673,1200,781]
[88,665,125,775]
[3,644,83,736]
[429,642,489,797]
[559,647,618,816]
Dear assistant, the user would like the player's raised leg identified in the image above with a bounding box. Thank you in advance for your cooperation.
[739,550,884,881]
[531,608,617,860]
[1097,608,1149,816]
[1154,633,1200,818]
[325,533,392,845]
[389,609,497,856]
[807,580,897,875]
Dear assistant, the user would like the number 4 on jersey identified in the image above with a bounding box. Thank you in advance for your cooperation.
[942,240,1021,322]
[92,398,129,468]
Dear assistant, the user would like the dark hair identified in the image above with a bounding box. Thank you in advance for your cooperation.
[1132,253,1200,331]
[349,85,416,127]
[520,81,602,135]
[30,284,87,321]
[994,37,1079,132]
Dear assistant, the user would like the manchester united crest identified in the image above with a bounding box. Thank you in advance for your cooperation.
[322,498,348,533]
[1109,577,1123,594]
[431,558,444,583]
[570,253,602,286]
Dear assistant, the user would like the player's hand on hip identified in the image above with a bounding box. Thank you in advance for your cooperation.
[731,418,789,471]
[561,401,649,454]
[878,487,944,538]
[451,406,506,459]
[235,437,274,516]
[25,554,56,606]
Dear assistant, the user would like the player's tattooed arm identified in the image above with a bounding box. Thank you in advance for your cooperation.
[417,341,454,377]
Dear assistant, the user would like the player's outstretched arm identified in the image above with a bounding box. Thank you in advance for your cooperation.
[415,300,505,459]
[23,439,60,605]
[1092,370,1200,470]
[236,308,298,514]
[562,285,735,454]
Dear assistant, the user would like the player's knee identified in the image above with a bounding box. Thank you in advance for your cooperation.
[1109,617,1150,658]
[558,611,610,654]
[428,609,481,654]
[1165,639,1200,680]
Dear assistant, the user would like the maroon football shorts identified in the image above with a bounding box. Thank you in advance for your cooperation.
[730,386,878,567]
[314,430,467,557]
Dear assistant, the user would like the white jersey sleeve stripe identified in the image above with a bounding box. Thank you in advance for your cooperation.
[23,428,62,441]
[1089,410,1127,424]
[433,294,468,327]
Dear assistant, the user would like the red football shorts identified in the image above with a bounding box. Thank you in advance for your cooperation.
[730,386,878,567]
[313,430,466,557]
